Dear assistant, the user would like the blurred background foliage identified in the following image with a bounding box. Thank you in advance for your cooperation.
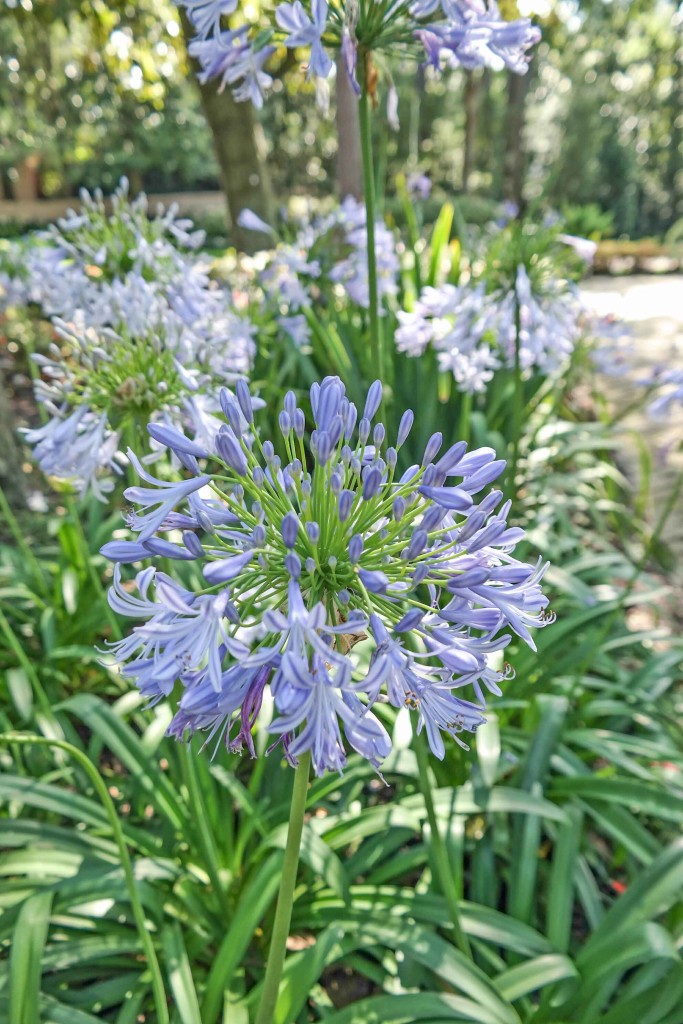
[1,0,681,240]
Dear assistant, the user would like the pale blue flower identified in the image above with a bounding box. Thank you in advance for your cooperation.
[103,377,553,773]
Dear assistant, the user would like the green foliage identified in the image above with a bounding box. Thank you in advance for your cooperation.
[560,204,615,242]
[1,354,682,1019]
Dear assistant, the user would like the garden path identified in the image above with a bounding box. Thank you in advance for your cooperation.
[581,275,683,588]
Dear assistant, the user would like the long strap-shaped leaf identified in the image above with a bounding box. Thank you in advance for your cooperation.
[0,733,169,1024]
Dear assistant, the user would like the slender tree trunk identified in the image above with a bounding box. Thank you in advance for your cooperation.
[503,67,532,209]
[462,71,480,192]
[179,12,273,252]
[666,43,683,225]
[335,54,362,199]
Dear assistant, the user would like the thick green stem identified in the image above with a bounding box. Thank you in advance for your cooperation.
[254,751,311,1024]
[458,390,473,448]
[0,733,169,1024]
[358,69,384,389]
[412,721,471,957]
[509,294,523,496]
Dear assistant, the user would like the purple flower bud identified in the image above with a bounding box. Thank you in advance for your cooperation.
[362,466,383,501]
[216,428,248,476]
[294,409,306,438]
[413,563,430,585]
[183,531,205,557]
[394,609,424,632]
[204,550,255,582]
[349,534,363,564]
[479,489,503,514]
[421,504,446,532]
[422,432,442,465]
[358,418,371,446]
[263,440,275,462]
[143,537,197,560]
[305,556,316,573]
[284,391,297,418]
[435,441,467,475]
[315,430,333,465]
[306,521,320,543]
[373,423,385,448]
[253,523,267,547]
[358,568,389,593]
[363,380,383,422]
[344,403,358,440]
[281,511,299,548]
[252,466,265,488]
[285,552,301,578]
[279,410,292,435]
[315,376,344,433]
[446,567,490,591]
[386,446,397,470]
[406,529,428,559]
[419,484,473,511]
[330,471,342,493]
[422,464,440,488]
[100,541,150,563]
[399,464,420,484]
[392,496,406,521]
[236,379,253,424]
[338,489,354,521]
[220,389,243,437]
[177,451,202,475]
[397,409,414,448]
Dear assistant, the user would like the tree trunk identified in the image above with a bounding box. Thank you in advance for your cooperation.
[335,54,362,200]
[462,71,480,192]
[502,68,532,209]
[666,42,683,225]
[179,12,273,252]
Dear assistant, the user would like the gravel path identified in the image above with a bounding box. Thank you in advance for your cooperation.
[581,275,683,588]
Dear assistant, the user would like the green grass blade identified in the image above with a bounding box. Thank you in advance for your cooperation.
[494,954,579,1002]
[161,924,203,1024]
[9,890,53,1024]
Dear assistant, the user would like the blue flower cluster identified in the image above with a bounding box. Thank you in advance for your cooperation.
[103,376,553,775]
[17,181,256,500]
[178,0,540,108]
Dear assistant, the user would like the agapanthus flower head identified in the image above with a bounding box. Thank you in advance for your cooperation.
[396,212,595,393]
[19,179,210,324]
[242,197,399,331]
[176,0,540,108]
[23,297,256,500]
[42,177,204,283]
[103,376,553,775]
